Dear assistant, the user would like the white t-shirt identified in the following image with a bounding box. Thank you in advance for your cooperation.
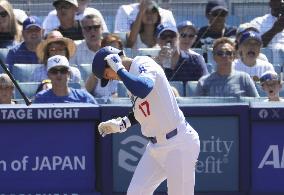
[233,58,275,80]
[114,3,176,33]
[92,79,118,98]
[128,56,184,137]
[250,14,284,49]
[70,40,96,65]
[43,7,109,36]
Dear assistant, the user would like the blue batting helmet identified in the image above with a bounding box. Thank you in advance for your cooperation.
[92,46,123,87]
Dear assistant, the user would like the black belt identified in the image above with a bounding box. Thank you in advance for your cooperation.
[148,129,178,144]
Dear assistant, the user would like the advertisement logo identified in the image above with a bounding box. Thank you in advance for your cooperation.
[196,136,234,174]
[118,135,148,172]
[259,109,269,119]
[258,145,284,169]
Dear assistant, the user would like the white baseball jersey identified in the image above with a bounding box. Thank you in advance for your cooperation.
[127,56,184,137]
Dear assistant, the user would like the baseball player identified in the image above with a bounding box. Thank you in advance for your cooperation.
[92,46,200,195]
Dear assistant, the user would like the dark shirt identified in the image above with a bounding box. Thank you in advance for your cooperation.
[5,42,39,72]
[194,25,237,48]
[164,50,208,82]
[0,33,16,49]
[56,21,84,41]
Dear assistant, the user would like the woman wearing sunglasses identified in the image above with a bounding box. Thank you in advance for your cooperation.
[34,30,81,83]
[177,20,197,51]
[0,0,22,48]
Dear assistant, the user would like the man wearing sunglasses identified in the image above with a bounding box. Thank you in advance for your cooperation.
[156,23,208,82]
[34,55,96,104]
[194,0,236,48]
[43,0,108,37]
[70,14,103,65]
[196,37,259,97]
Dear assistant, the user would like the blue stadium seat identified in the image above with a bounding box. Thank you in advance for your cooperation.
[0,48,9,64]
[13,64,44,82]
[261,48,273,64]
[108,97,132,104]
[78,64,92,82]
[176,97,240,104]
[14,82,40,99]
[117,81,128,97]
[137,48,160,57]
[169,81,184,96]
[185,81,198,97]
[273,64,282,75]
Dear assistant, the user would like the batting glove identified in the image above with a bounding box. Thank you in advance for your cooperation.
[104,54,125,72]
[98,116,131,137]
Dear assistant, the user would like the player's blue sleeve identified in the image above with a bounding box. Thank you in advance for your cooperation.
[117,69,154,98]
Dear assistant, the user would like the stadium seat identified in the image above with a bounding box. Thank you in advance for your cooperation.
[68,82,81,89]
[117,81,128,97]
[13,64,44,82]
[176,96,240,104]
[206,63,214,73]
[185,81,198,97]
[0,48,9,64]
[108,97,132,104]
[137,48,160,57]
[78,64,92,82]
[169,81,184,96]
[273,64,282,74]
[14,82,40,99]
[261,48,273,63]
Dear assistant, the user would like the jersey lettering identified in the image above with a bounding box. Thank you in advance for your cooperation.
[139,100,150,117]
[111,56,119,63]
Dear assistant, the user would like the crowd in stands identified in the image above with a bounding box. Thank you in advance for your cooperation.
[0,0,284,104]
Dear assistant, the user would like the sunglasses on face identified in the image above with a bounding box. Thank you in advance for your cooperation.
[160,32,177,40]
[0,11,8,18]
[83,25,101,32]
[49,68,69,75]
[210,11,227,17]
[214,50,234,57]
[55,3,73,10]
[48,46,67,53]
[180,33,195,39]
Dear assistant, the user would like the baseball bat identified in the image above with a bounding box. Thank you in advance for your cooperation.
[0,58,32,106]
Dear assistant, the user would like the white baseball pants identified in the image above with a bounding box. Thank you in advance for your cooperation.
[127,122,200,195]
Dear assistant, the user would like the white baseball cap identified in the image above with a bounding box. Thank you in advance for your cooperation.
[47,55,70,72]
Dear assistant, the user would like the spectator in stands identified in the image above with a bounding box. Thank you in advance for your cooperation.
[233,31,274,81]
[0,73,15,104]
[6,16,42,72]
[85,34,123,98]
[194,0,236,48]
[34,55,96,103]
[43,0,108,36]
[250,0,284,48]
[235,23,269,62]
[0,0,22,48]
[101,34,123,49]
[34,30,81,83]
[114,0,176,33]
[177,20,198,51]
[196,37,259,97]
[126,0,161,49]
[70,14,103,65]
[260,70,283,102]
[156,23,208,82]
[52,0,84,40]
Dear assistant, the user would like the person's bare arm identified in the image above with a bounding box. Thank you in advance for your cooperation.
[262,16,284,47]
[85,74,97,93]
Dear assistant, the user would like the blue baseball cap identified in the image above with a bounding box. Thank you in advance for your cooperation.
[260,71,280,84]
[92,46,124,87]
[23,16,42,30]
[177,20,197,33]
[239,31,262,45]
[156,22,178,39]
